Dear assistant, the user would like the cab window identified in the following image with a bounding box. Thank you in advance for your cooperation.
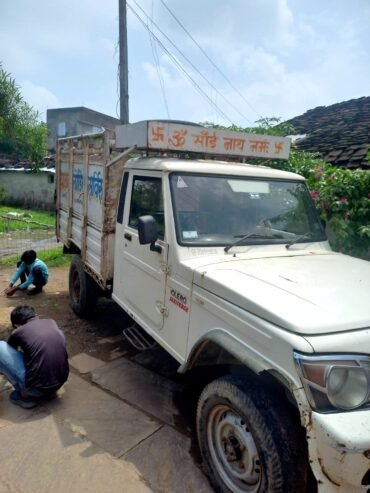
[128,176,164,238]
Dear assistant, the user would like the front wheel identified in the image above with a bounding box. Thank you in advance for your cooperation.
[69,255,99,318]
[196,375,309,493]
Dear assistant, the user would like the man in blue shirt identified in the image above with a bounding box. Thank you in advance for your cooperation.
[4,249,48,296]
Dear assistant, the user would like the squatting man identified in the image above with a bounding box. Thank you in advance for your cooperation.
[4,249,48,297]
[0,305,69,409]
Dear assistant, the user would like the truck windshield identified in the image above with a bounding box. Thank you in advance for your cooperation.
[170,173,326,247]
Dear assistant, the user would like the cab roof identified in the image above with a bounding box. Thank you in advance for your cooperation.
[125,157,305,181]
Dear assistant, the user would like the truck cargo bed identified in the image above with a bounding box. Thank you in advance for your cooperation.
[56,131,127,288]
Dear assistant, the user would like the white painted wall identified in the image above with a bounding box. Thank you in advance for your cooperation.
[0,171,55,209]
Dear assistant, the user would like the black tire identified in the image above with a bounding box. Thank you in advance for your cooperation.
[69,255,99,318]
[196,375,309,493]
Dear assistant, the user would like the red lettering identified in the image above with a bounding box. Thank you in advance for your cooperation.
[170,296,189,313]
[249,140,270,153]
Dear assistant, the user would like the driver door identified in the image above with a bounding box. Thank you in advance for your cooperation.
[114,174,168,330]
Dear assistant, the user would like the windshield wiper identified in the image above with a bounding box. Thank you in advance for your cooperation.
[285,232,313,250]
[224,231,265,253]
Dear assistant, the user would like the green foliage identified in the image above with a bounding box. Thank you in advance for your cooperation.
[201,118,370,259]
[0,64,47,167]
[201,117,294,137]
[37,247,72,267]
[307,166,370,259]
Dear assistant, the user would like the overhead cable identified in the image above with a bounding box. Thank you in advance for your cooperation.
[127,1,235,124]
[131,0,250,123]
[159,0,263,119]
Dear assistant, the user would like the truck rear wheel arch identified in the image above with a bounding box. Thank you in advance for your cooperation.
[69,255,99,318]
[63,242,81,255]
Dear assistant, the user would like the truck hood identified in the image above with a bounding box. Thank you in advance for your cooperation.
[192,252,370,335]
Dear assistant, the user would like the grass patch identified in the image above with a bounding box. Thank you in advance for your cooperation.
[0,205,55,232]
[0,247,71,268]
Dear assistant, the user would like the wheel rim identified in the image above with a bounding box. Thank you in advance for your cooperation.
[207,404,262,493]
[71,268,81,303]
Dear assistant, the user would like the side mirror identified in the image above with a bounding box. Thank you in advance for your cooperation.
[138,215,162,253]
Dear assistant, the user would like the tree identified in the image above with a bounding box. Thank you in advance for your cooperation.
[0,64,47,167]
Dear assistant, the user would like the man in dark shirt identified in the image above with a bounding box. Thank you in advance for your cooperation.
[0,305,69,409]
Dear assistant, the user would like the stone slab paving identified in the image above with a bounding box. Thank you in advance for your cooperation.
[129,346,181,380]
[0,409,151,493]
[69,353,107,374]
[45,372,162,458]
[124,424,213,493]
[91,357,182,427]
[0,376,47,426]
[0,355,214,493]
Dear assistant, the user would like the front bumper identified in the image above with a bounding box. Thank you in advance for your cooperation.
[309,410,370,492]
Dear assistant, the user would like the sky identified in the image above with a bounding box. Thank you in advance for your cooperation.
[1,0,369,127]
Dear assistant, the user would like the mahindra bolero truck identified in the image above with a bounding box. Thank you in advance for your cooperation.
[56,122,370,493]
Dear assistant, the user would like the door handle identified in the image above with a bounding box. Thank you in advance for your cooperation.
[124,232,132,241]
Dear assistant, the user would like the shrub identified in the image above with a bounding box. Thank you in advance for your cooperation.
[307,165,370,259]
[268,152,370,259]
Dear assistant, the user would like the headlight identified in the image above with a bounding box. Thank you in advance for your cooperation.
[294,352,370,413]
[326,365,369,409]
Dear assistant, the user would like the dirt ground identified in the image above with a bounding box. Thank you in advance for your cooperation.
[0,262,201,445]
[0,263,197,422]
[0,265,211,493]
[0,265,147,361]
[0,264,187,388]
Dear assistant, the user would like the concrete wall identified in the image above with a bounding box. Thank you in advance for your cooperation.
[0,171,55,209]
[47,107,120,151]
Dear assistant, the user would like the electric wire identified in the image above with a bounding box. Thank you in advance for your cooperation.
[130,0,249,123]
[159,0,263,120]
[127,1,235,124]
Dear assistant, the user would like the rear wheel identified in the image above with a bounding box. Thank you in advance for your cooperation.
[196,375,309,493]
[69,255,99,317]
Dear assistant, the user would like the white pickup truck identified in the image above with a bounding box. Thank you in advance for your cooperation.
[56,122,370,493]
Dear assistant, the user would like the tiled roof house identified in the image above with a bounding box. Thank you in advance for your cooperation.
[286,96,370,169]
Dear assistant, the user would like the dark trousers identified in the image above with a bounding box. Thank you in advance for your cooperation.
[16,262,46,288]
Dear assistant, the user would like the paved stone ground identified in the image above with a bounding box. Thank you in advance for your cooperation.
[0,352,213,493]
[0,265,214,492]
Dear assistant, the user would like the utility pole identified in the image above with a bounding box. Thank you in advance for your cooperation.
[119,0,129,123]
